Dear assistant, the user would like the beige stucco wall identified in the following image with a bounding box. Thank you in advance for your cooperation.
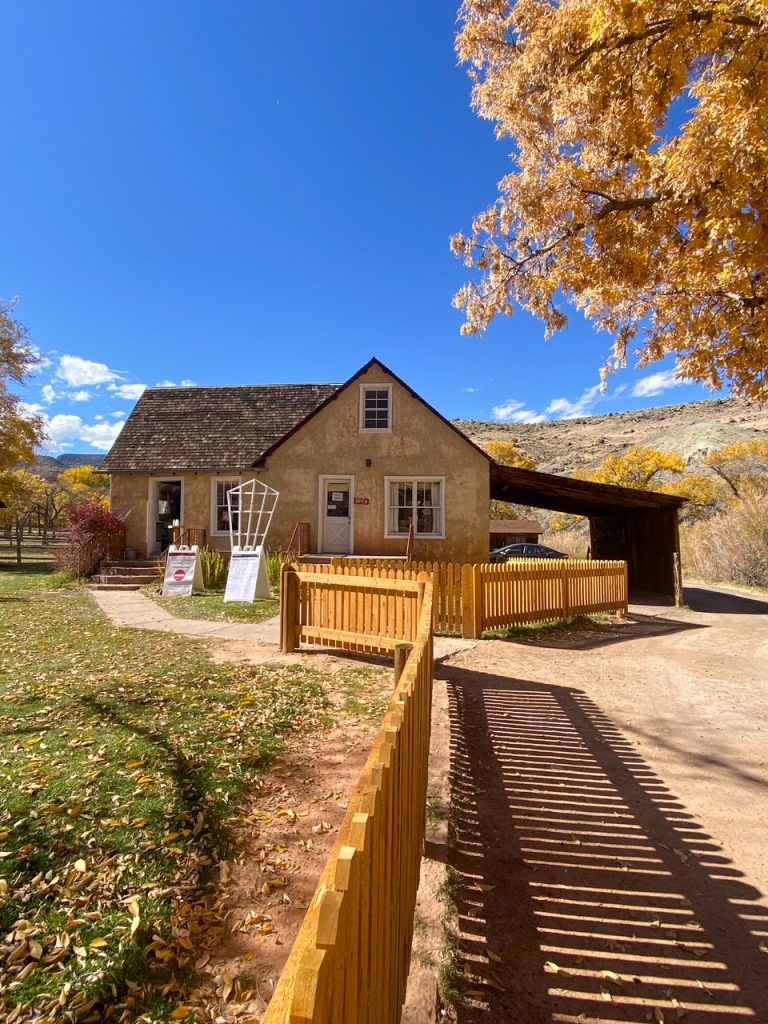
[110,365,490,563]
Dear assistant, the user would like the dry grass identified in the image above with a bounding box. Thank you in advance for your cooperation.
[682,489,768,588]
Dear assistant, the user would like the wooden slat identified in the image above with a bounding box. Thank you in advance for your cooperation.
[297,625,410,652]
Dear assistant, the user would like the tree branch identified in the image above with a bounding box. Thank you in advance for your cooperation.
[569,8,763,72]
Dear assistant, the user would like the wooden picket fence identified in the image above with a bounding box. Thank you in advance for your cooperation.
[326,557,628,637]
[476,558,628,630]
[265,575,435,1023]
[280,564,430,656]
[329,558,463,634]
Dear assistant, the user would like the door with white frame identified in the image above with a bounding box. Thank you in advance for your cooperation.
[320,476,353,554]
[148,478,183,555]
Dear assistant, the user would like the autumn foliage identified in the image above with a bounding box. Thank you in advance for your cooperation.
[56,498,126,574]
[453,1,768,398]
[0,299,45,468]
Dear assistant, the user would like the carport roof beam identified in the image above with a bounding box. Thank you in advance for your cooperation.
[489,463,686,517]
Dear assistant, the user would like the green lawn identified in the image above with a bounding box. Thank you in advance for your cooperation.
[145,588,279,624]
[0,562,382,1022]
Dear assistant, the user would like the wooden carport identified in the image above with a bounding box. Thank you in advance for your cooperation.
[490,463,685,602]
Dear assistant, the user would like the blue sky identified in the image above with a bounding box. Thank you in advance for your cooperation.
[4,1,718,455]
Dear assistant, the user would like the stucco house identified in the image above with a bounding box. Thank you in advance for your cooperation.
[102,358,491,563]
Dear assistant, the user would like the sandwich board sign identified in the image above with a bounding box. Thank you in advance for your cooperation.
[225,547,271,601]
[162,545,203,596]
[223,479,279,603]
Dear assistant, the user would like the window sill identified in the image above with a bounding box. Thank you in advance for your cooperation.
[385,533,445,541]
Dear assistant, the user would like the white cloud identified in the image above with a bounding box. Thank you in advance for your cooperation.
[41,384,58,404]
[29,347,54,373]
[631,368,687,398]
[56,354,122,387]
[155,378,197,388]
[109,382,146,400]
[41,414,125,453]
[69,390,91,402]
[545,384,603,420]
[491,399,548,424]
[21,401,44,416]
[462,386,478,394]
[110,410,126,418]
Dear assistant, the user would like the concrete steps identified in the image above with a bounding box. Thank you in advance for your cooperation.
[90,559,163,591]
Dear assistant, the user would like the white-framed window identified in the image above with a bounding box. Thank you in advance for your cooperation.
[359,383,392,432]
[385,477,445,538]
[211,477,241,534]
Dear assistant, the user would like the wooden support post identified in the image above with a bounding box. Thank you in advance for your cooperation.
[280,564,298,654]
[461,564,473,639]
[461,563,483,639]
[394,643,409,685]
[473,563,482,638]
[561,560,570,621]
[673,551,684,608]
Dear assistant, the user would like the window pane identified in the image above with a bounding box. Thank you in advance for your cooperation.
[388,479,442,536]
[216,480,238,531]
[363,388,389,429]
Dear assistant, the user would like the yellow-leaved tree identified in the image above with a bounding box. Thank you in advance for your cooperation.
[485,439,537,520]
[703,438,768,497]
[453,1,768,398]
[59,464,109,505]
[579,446,685,489]
[484,438,536,470]
[0,469,48,564]
[1,300,45,468]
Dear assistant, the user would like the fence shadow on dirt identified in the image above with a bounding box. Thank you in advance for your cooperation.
[490,612,705,652]
[441,666,768,1024]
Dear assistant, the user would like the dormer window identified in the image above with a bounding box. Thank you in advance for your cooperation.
[359,383,392,432]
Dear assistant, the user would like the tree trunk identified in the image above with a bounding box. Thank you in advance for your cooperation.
[15,524,22,565]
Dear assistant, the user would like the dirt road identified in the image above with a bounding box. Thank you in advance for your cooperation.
[439,583,768,1023]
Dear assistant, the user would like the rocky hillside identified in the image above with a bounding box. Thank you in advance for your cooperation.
[454,396,768,475]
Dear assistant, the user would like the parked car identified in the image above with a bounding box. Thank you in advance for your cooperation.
[489,543,569,563]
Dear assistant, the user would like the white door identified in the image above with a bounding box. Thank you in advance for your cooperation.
[321,479,352,553]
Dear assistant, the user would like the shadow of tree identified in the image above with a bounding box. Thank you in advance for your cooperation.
[77,693,231,855]
[442,665,768,1023]
[684,586,768,616]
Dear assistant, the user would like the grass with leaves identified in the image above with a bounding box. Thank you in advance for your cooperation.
[145,588,279,624]
[0,562,356,1022]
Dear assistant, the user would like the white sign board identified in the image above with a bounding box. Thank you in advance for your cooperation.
[224,547,271,602]
[162,546,203,597]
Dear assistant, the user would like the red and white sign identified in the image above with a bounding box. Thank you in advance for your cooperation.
[162,547,202,597]
[354,496,370,505]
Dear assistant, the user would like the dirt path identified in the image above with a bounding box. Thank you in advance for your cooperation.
[438,584,768,1023]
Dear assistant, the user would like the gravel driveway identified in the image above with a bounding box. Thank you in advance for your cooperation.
[438,583,768,1023]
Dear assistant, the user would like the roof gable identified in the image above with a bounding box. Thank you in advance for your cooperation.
[102,358,489,473]
[102,383,340,473]
[259,357,491,464]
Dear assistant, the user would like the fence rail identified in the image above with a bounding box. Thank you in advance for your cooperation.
[323,557,628,637]
[281,565,429,656]
[266,576,435,1023]
[72,525,127,578]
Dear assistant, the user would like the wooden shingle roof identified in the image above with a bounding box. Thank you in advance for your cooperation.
[102,383,341,473]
